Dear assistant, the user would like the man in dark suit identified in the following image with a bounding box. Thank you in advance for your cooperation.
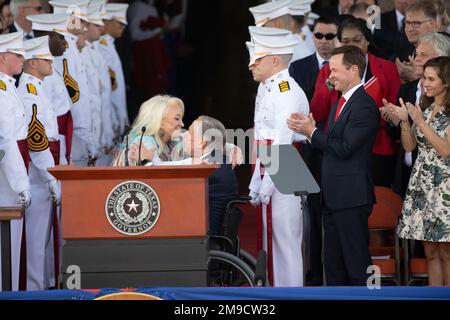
[395,1,440,83]
[316,0,355,22]
[9,0,44,40]
[288,45,380,286]
[289,17,339,102]
[373,0,415,60]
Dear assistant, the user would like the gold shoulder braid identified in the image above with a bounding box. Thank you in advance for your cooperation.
[109,67,118,91]
[63,58,80,103]
[27,83,37,95]
[0,80,6,91]
[27,104,49,152]
[278,80,290,92]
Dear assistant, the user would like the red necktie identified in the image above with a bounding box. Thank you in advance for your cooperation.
[334,96,346,121]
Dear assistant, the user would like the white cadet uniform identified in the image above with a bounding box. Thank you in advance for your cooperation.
[291,33,314,62]
[54,34,100,165]
[98,34,129,136]
[43,70,72,165]
[249,68,309,287]
[301,25,315,53]
[0,72,30,291]
[18,73,59,290]
[80,42,103,155]
[89,40,117,166]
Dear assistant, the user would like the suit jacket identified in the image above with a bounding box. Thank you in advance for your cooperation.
[311,86,380,211]
[390,79,420,196]
[289,53,320,102]
[373,10,399,59]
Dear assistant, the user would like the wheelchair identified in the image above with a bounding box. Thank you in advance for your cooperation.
[207,196,267,287]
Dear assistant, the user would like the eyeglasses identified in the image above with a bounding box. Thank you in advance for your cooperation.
[314,32,336,40]
[405,19,432,29]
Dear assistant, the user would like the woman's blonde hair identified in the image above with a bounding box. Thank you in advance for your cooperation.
[130,94,185,155]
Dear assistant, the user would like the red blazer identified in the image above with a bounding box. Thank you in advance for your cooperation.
[310,53,401,155]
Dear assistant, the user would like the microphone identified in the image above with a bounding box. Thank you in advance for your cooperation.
[124,132,129,166]
[138,126,146,166]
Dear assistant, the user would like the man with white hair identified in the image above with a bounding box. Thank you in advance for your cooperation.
[247,31,309,287]
[382,32,450,198]
[10,0,44,39]
[0,31,31,291]
[249,0,314,62]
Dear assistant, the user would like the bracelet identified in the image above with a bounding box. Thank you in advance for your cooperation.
[400,122,411,131]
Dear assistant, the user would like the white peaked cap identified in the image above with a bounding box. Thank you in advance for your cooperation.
[87,3,105,26]
[27,13,69,36]
[49,0,90,22]
[248,26,291,38]
[307,13,319,26]
[105,3,129,25]
[0,32,25,57]
[90,0,111,20]
[24,36,54,61]
[249,0,292,27]
[246,41,255,67]
[248,33,297,66]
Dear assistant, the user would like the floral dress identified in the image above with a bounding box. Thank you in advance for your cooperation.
[397,104,450,242]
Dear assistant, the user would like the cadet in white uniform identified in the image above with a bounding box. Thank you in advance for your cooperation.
[0,32,31,291]
[247,32,309,287]
[288,0,316,55]
[84,3,116,166]
[27,13,73,165]
[18,36,61,290]
[102,3,130,137]
[50,0,101,166]
[250,0,314,62]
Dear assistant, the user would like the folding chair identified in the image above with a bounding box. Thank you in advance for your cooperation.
[368,187,403,285]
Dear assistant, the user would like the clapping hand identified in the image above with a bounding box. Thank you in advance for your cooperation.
[287,112,316,138]
[406,101,425,127]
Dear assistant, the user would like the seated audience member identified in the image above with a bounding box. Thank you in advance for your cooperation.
[395,57,450,286]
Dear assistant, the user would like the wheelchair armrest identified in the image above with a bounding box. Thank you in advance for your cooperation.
[209,234,234,252]
[226,196,252,212]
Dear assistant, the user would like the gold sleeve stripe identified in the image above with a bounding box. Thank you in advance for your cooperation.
[109,67,118,91]
[27,104,49,152]
[278,81,290,92]
[27,83,37,95]
[63,58,80,103]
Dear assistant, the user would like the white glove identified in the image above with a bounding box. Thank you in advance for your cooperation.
[259,193,271,206]
[48,180,61,205]
[249,190,260,206]
[18,190,31,208]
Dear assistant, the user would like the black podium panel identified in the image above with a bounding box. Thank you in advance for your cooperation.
[62,238,208,288]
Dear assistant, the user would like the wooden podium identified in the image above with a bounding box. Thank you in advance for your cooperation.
[49,164,219,289]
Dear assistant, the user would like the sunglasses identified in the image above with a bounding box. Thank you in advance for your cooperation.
[314,32,336,40]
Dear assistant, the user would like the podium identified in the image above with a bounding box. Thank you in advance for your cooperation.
[49,164,219,289]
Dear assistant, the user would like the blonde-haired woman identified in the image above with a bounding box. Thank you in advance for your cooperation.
[112,95,185,166]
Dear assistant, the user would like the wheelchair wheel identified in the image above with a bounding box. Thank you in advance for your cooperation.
[239,249,257,270]
[208,250,256,287]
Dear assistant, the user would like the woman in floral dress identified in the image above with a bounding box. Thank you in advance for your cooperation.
[395,57,450,285]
